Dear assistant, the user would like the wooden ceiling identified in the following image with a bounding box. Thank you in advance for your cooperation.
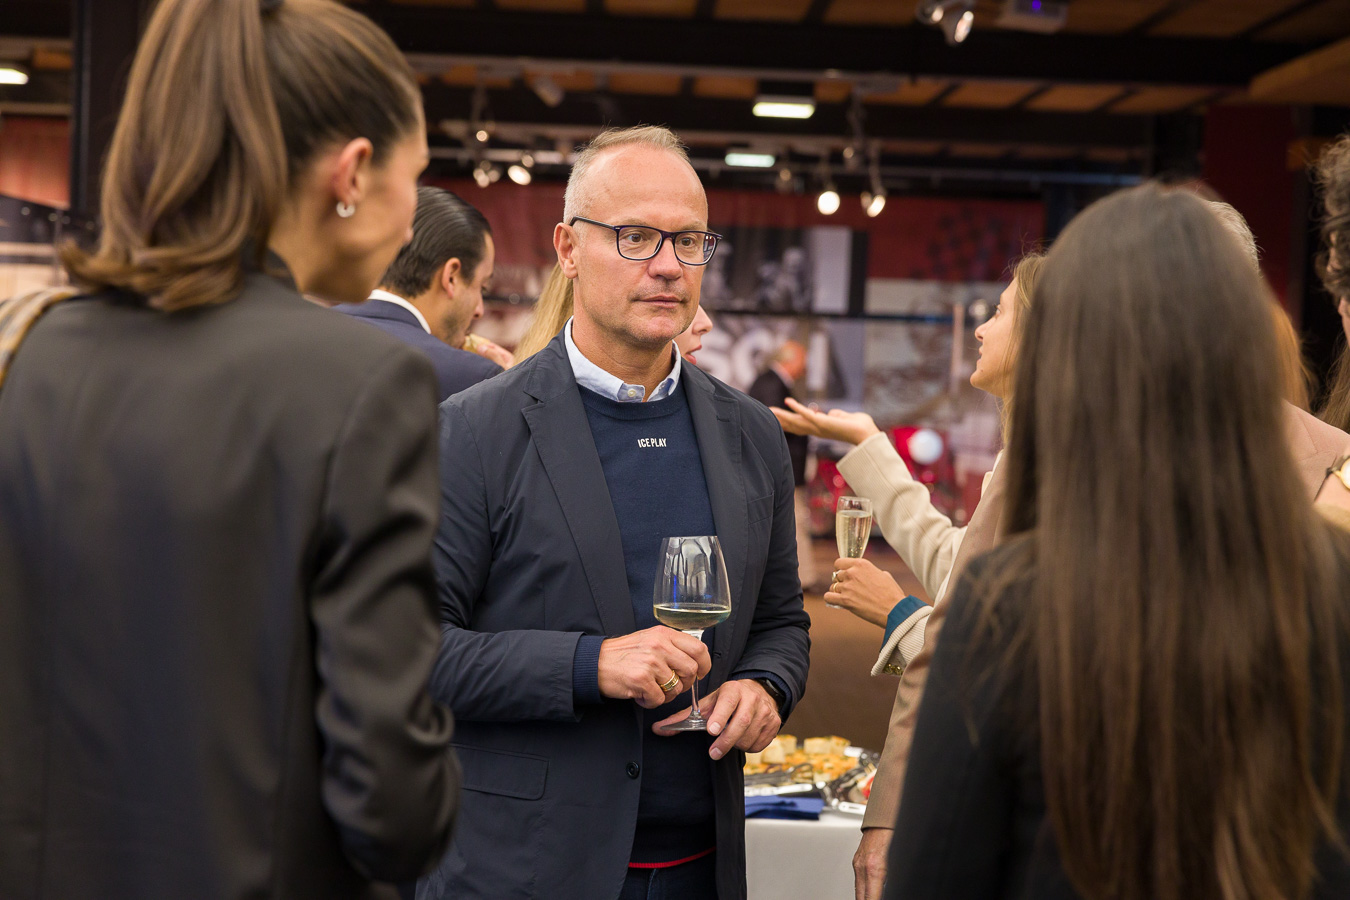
[5,0,1350,185]
[377,0,1350,41]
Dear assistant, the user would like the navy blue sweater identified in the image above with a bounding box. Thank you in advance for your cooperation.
[576,383,720,864]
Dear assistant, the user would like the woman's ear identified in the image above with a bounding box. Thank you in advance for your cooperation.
[329,137,375,211]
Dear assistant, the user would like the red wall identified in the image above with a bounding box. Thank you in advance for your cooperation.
[1201,104,1298,311]
[432,176,1044,284]
[0,117,70,208]
[0,122,1044,285]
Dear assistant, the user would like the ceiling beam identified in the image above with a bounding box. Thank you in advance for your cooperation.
[421,83,1156,150]
[368,6,1315,88]
[3,2,72,39]
[1126,0,1203,35]
[1241,0,1331,39]
[1250,35,1350,105]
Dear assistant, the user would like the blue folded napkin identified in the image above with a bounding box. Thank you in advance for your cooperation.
[744,795,824,820]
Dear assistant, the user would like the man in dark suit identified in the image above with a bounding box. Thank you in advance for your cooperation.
[748,341,819,591]
[337,187,507,400]
[421,126,811,900]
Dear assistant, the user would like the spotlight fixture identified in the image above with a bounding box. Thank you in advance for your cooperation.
[725,150,777,168]
[915,0,945,23]
[917,0,975,43]
[472,162,491,189]
[475,129,490,144]
[529,74,565,108]
[943,6,975,44]
[507,164,532,185]
[817,187,840,216]
[862,145,886,217]
[0,62,28,86]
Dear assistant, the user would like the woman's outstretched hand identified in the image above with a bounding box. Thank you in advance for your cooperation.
[770,397,882,447]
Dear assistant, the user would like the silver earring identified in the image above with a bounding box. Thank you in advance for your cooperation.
[336,201,356,218]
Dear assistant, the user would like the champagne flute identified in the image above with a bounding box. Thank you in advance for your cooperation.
[653,535,732,732]
[830,496,873,608]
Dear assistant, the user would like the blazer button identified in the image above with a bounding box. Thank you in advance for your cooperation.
[626,762,641,779]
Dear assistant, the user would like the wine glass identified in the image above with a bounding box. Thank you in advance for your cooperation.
[652,535,732,732]
[829,496,873,608]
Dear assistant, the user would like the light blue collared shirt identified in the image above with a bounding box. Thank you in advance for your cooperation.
[563,317,682,402]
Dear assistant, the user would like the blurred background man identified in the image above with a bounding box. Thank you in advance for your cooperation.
[338,186,509,399]
[749,340,819,590]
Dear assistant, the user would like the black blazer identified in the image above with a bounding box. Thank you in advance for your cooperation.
[748,368,808,486]
[335,298,501,401]
[423,334,811,900]
[886,539,1350,900]
[0,272,459,900]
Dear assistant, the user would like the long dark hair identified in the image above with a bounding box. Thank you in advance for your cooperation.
[1323,344,1350,431]
[1316,138,1350,430]
[992,183,1350,900]
[61,0,420,311]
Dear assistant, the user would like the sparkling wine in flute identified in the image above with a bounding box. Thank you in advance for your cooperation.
[829,496,873,609]
[654,603,731,632]
[836,509,873,559]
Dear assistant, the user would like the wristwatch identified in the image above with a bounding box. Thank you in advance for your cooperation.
[1326,454,1350,491]
[752,677,786,714]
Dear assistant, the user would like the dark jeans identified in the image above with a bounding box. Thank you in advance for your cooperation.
[619,853,718,900]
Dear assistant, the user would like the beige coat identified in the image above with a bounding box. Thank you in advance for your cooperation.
[836,434,997,675]
[861,403,1350,831]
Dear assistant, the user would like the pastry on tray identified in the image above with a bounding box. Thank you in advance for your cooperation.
[744,734,863,783]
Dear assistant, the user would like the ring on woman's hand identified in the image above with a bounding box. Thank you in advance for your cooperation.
[658,672,680,693]
[832,569,841,581]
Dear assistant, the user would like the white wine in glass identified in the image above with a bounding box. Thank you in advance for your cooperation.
[653,535,731,732]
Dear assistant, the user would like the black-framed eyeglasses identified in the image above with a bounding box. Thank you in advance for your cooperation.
[569,216,722,266]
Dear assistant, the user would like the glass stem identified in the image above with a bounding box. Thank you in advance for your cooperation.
[685,629,705,718]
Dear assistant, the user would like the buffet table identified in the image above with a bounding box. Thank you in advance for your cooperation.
[745,809,861,900]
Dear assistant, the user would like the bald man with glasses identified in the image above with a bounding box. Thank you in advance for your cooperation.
[421,126,810,900]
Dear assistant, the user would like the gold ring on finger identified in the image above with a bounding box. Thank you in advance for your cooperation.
[659,672,680,693]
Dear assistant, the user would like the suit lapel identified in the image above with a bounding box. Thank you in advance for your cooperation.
[1282,403,1334,499]
[522,339,636,636]
[684,367,748,680]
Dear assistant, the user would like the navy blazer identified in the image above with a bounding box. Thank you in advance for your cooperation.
[335,298,501,401]
[422,334,811,900]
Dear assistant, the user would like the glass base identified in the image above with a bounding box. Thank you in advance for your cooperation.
[662,712,710,732]
[666,628,708,731]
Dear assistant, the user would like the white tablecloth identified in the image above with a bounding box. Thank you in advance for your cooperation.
[745,809,861,900]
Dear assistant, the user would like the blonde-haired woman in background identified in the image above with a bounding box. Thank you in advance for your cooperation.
[514,262,715,365]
